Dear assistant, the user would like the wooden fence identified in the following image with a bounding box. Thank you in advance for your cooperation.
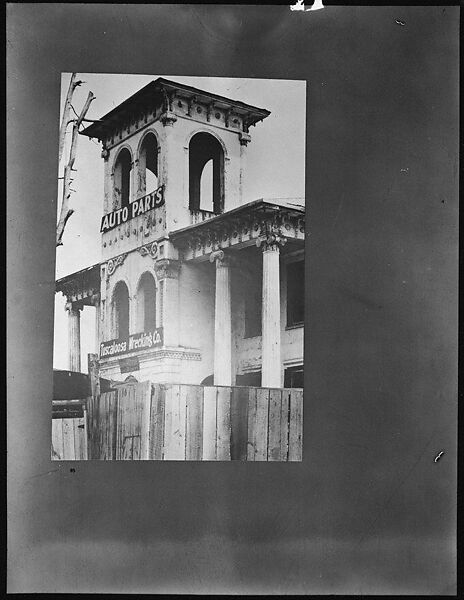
[51,415,88,460]
[86,382,303,461]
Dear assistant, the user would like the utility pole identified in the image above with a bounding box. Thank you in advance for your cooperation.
[56,73,96,246]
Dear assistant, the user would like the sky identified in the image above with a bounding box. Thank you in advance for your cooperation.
[53,74,306,370]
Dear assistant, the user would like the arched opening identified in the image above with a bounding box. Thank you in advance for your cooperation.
[136,272,157,332]
[200,159,214,211]
[113,148,132,208]
[189,132,224,214]
[112,281,130,340]
[138,133,159,198]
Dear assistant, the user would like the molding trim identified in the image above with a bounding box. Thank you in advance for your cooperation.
[99,346,201,365]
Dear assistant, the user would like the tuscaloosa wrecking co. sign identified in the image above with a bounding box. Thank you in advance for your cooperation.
[100,185,165,233]
[100,328,164,358]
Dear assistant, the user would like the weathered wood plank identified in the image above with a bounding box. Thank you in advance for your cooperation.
[86,396,97,459]
[117,385,130,460]
[267,389,283,461]
[108,391,118,460]
[138,381,152,460]
[73,417,81,460]
[51,419,64,460]
[230,386,249,461]
[62,418,75,460]
[185,385,204,461]
[254,388,270,461]
[288,389,303,462]
[127,384,139,460]
[216,387,231,461]
[163,385,174,459]
[280,388,290,461]
[164,384,185,460]
[82,405,89,460]
[202,387,217,461]
[149,384,165,460]
[246,387,257,461]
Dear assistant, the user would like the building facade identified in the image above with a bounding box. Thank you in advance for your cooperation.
[56,78,305,389]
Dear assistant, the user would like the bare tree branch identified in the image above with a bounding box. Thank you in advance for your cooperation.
[56,90,96,246]
[58,73,84,163]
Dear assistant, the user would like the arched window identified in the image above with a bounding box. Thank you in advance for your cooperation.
[136,272,157,332]
[138,133,158,198]
[113,148,132,208]
[189,132,224,214]
[112,281,130,340]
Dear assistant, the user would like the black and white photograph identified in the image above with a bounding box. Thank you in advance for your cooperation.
[52,74,305,461]
[7,4,458,595]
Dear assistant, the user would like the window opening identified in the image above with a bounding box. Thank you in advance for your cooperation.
[189,132,224,214]
[284,365,304,388]
[139,133,158,197]
[113,148,132,208]
[112,281,130,340]
[286,260,304,327]
[136,272,156,332]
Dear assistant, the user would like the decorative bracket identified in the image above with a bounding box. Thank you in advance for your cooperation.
[206,102,213,122]
[137,241,159,259]
[187,95,197,117]
[160,111,177,126]
[106,253,127,279]
[239,132,251,146]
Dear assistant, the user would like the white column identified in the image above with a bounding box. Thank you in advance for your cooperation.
[210,250,232,386]
[66,302,81,372]
[261,243,282,387]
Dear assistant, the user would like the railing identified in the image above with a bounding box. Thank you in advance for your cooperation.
[83,382,303,461]
[190,209,217,224]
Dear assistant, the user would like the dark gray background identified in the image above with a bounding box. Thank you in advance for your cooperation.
[7,4,458,594]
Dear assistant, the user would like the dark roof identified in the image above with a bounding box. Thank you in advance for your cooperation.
[56,262,100,294]
[80,77,271,140]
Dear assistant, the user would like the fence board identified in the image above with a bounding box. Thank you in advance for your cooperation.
[267,389,283,461]
[288,389,303,461]
[230,386,249,461]
[86,395,97,458]
[62,418,75,459]
[216,387,231,461]
[149,384,165,460]
[51,419,64,460]
[72,417,86,460]
[117,385,136,460]
[280,389,291,461]
[185,385,204,461]
[247,387,257,461]
[164,384,186,460]
[138,381,152,460]
[202,387,217,460]
[254,388,270,461]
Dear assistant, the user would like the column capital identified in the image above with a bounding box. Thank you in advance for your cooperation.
[209,250,237,267]
[89,293,101,307]
[154,258,181,279]
[65,301,82,314]
[256,231,287,252]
